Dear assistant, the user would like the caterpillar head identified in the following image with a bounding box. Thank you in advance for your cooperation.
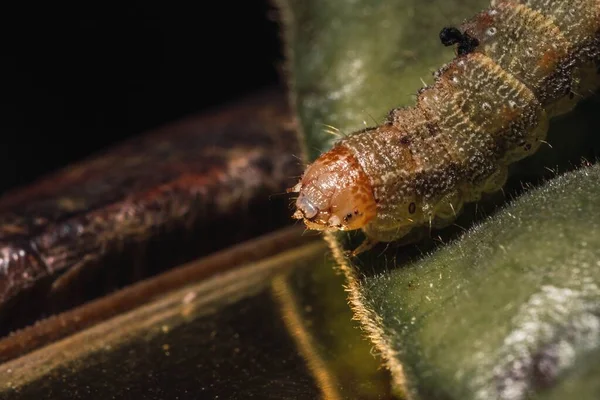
[289,145,377,231]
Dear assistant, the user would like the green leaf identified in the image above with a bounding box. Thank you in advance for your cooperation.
[359,164,600,399]
[277,0,600,398]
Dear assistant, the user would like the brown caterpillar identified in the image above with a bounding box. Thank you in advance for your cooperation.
[289,0,600,254]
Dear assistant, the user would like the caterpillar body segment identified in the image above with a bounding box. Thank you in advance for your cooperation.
[290,0,600,254]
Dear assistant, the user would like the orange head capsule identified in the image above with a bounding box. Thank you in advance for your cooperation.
[289,145,377,231]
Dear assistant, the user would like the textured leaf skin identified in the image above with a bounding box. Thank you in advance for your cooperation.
[362,164,600,399]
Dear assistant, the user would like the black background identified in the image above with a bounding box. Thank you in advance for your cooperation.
[4,0,281,194]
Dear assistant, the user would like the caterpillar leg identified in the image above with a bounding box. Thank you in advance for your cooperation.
[350,224,414,256]
[350,237,379,256]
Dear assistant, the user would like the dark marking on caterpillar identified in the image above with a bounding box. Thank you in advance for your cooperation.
[440,26,480,56]
[290,0,600,255]
[408,202,416,214]
[425,122,441,137]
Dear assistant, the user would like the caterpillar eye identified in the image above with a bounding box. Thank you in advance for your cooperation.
[295,194,319,219]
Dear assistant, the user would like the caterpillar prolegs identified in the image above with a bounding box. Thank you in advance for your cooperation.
[289,0,600,254]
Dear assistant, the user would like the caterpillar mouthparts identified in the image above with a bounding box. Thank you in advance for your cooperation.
[290,0,600,255]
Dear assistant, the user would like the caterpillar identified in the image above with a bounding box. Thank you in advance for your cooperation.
[289,0,600,254]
